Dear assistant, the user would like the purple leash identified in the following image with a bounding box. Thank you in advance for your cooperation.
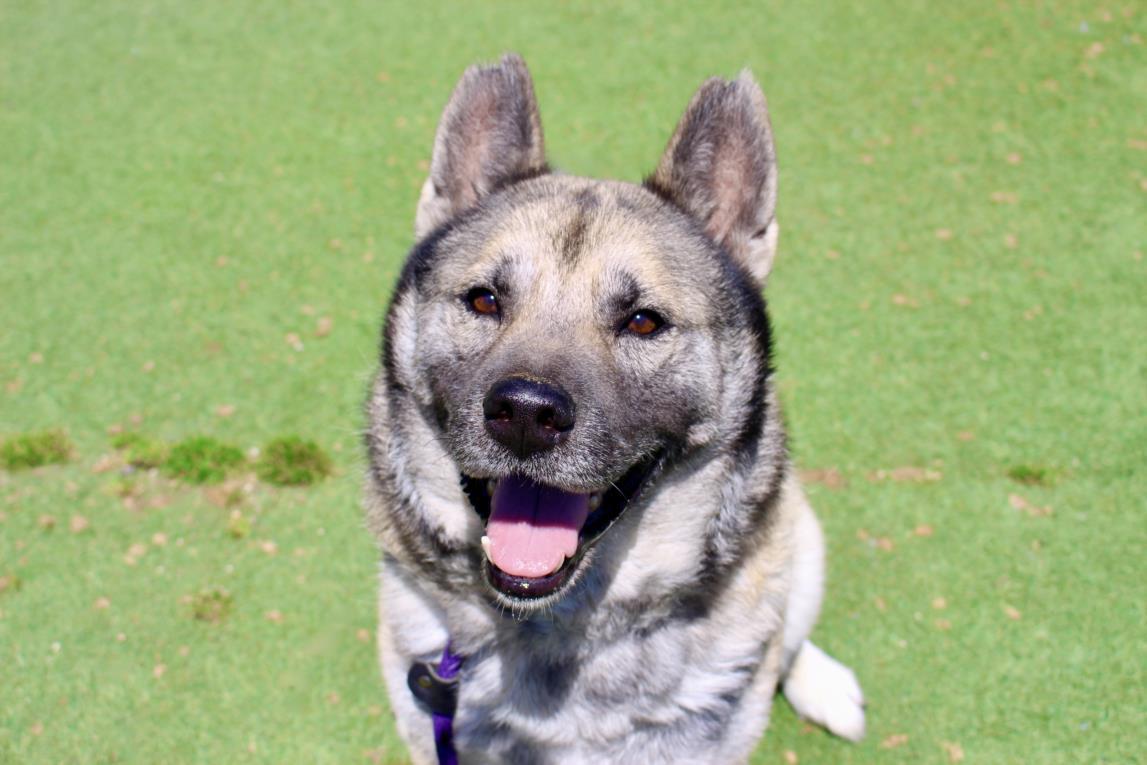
[407,642,465,765]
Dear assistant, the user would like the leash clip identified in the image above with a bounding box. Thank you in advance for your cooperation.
[407,659,459,716]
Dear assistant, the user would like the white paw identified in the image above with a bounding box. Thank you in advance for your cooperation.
[781,640,866,742]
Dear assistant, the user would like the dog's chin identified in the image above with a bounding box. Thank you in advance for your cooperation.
[459,451,662,612]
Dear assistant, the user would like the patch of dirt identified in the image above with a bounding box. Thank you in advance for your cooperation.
[1009,493,1052,517]
[868,467,942,483]
[798,468,846,490]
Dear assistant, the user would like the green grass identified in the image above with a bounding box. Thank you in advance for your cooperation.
[1006,463,1055,486]
[1,1,1144,763]
[0,430,73,470]
[256,436,334,487]
[111,431,171,469]
[163,436,247,485]
[188,586,236,624]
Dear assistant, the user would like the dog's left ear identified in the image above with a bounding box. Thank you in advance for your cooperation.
[648,72,779,286]
[414,53,547,238]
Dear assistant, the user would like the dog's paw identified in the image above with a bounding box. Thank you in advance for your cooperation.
[781,640,866,742]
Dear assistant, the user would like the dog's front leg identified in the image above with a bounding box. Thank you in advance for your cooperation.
[777,482,866,741]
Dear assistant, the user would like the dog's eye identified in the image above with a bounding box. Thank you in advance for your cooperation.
[465,288,500,317]
[623,310,665,336]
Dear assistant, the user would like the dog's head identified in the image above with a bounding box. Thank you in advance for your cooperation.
[374,54,781,611]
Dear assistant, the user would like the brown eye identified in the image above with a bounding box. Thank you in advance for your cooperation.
[624,310,664,336]
[466,287,499,316]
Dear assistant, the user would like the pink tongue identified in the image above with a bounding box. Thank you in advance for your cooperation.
[486,476,590,578]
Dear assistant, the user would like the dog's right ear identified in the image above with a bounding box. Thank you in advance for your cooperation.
[414,54,547,238]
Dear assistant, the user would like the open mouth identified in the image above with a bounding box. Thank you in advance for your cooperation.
[460,453,661,604]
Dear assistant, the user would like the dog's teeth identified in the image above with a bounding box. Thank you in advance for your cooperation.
[486,479,497,495]
[480,535,492,559]
[588,493,602,510]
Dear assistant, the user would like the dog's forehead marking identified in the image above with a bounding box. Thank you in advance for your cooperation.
[521,183,697,278]
[551,187,600,266]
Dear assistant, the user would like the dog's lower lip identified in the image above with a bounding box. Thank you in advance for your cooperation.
[484,558,574,599]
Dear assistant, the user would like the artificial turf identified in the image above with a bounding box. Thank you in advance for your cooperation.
[2,1,1144,762]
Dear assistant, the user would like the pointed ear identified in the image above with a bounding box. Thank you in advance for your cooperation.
[647,71,779,286]
[414,54,547,238]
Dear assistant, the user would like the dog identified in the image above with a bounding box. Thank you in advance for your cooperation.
[364,53,865,764]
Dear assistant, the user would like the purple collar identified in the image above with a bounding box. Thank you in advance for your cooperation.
[407,642,465,765]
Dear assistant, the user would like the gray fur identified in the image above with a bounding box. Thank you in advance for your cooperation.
[365,55,864,764]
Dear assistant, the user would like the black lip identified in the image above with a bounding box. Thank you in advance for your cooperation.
[461,451,663,603]
[484,556,576,598]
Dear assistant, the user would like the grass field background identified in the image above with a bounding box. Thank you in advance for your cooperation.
[2,1,1144,762]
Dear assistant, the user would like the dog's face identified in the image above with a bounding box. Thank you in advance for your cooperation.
[377,55,781,611]
[421,180,721,488]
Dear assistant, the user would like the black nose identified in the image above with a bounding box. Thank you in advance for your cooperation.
[483,377,575,458]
